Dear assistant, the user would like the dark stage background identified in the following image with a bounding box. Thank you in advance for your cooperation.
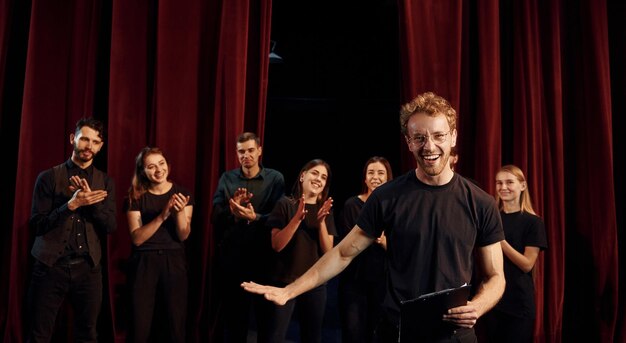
[1,0,624,342]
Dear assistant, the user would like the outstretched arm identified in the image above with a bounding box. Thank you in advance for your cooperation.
[242,225,374,304]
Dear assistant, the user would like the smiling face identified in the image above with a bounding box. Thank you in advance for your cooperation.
[495,170,525,206]
[405,112,457,182]
[364,161,388,194]
[143,153,169,185]
[301,164,329,200]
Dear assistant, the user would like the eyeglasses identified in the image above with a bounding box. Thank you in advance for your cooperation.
[406,131,450,147]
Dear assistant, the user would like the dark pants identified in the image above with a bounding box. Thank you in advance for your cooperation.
[27,258,102,343]
[220,279,272,343]
[128,249,188,343]
[374,317,477,343]
[339,280,384,343]
[483,309,534,343]
[268,285,327,343]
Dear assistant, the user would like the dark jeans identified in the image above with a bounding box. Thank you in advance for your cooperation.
[27,258,102,343]
[268,285,327,343]
[128,249,188,343]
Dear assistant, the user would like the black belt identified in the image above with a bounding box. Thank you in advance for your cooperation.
[56,255,88,266]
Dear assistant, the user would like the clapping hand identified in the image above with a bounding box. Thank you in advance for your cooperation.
[229,188,256,222]
[67,176,108,210]
[316,197,333,223]
[171,192,190,212]
[296,194,308,221]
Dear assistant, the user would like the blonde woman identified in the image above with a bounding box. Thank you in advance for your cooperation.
[486,165,548,343]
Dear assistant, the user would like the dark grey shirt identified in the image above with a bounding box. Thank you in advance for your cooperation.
[212,166,285,281]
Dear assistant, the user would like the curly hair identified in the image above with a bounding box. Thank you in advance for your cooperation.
[399,92,457,136]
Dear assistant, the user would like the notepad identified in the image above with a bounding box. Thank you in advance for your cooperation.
[398,284,471,342]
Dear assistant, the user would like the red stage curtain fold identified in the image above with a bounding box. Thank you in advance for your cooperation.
[0,1,623,342]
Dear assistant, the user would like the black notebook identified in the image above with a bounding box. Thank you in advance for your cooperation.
[398,283,471,342]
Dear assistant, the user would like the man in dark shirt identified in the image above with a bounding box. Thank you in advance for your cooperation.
[212,132,285,343]
[242,92,505,343]
[27,117,116,342]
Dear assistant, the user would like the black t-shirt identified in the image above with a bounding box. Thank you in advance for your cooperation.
[496,211,547,317]
[266,196,337,284]
[127,183,194,251]
[357,171,504,324]
[338,195,386,284]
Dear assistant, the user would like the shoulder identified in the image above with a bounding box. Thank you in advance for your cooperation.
[271,196,296,214]
[261,167,284,179]
[343,195,363,207]
[172,182,192,196]
[91,166,115,188]
[38,165,57,178]
[455,174,494,202]
[277,195,294,205]
[520,211,544,226]
[46,162,68,178]
[216,169,243,186]
[34,167,56,188]
[222,168,241,177]
[218,167,243,181]
[375,170,415,193]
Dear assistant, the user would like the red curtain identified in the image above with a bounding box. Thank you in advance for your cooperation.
[397,0,620,342]
[1,0,624,342]
[1,0,273,341]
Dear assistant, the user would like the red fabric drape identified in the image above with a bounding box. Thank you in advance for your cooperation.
[1,1,624,342]
[397,0,619,342]
[565,0,618,341]
[106,1,151,339]
[5,1,104,341]
[1,0,273,342]
[512,1,566,341]
[192,0,273,341]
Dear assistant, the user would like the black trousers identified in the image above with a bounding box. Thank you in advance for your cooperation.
[338,279,384,343]
[219,277,272,343]
[267,284,327,343]
[128,249,188,343]
[27,258,102,343]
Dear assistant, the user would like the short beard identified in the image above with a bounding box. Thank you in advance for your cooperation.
[74,145,95,163]
[415,150,449,176]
